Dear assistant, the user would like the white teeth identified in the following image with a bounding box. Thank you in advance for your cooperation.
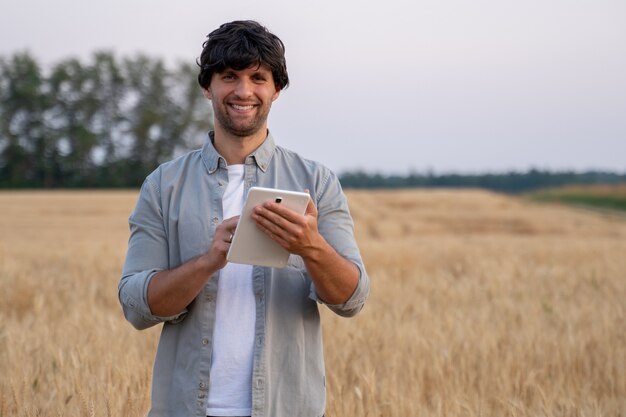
[231,104,254,110]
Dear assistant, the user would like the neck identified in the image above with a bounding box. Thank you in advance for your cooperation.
[212,127,268,165]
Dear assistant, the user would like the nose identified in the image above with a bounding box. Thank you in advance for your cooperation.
[233,78,254,99]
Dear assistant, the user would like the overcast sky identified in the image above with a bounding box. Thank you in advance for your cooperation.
[1,0,625,174]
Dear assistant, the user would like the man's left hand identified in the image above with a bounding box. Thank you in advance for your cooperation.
[251,194,322,258]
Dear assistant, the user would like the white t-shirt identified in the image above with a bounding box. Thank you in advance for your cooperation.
[207,164,255,416]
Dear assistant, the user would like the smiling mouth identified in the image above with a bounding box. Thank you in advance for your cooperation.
[229,104,256,111]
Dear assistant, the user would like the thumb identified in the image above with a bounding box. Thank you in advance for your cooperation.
[304,189,317,217]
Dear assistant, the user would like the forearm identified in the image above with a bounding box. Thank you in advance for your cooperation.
[302,239,359,305]
[147,215,238,317]
[147,254,216,317]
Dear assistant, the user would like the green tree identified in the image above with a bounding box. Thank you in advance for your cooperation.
[120,55,212,185]
[89,52,126,183]
[47,57,101,186]
[0,52,51,186]
[171,61,214,153]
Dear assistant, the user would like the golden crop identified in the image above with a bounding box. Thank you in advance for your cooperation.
[1,190,624,416]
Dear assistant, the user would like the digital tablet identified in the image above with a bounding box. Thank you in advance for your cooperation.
[227,187,310,268]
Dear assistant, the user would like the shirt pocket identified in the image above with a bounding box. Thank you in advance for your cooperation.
[177,211,212,261]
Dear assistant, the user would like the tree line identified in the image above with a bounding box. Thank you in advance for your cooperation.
[0,51,212,187]
[339,170,626,193]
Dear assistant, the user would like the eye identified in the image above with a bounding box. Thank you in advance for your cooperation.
[222,73,236,81]
[252,74,267,83]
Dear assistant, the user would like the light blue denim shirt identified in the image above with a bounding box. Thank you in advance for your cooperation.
[119,132,369,417]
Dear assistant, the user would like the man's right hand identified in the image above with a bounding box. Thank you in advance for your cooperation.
[202,216,239,271]
[147,216,239,318]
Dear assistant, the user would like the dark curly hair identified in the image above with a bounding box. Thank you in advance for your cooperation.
[197,20,289,91]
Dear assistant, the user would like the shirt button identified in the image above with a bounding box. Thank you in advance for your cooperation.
[199,382,207,389]
[212,217,219,224]
[205,294,214,302]
[202,338,209,345]
[218,181,224,187]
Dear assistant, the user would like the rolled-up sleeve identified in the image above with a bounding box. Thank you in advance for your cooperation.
[118,175,187,330]
[308,262,369,317]
[308,170,370,317]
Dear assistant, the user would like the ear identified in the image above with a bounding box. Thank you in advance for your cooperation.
[202,88,212,100]
[271,87,281,102]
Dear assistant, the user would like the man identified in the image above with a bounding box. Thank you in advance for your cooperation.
[119,20,369,417]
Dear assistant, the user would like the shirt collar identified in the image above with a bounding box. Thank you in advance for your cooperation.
[201,130,276,174]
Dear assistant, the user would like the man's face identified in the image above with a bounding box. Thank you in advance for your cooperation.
[204,64,280,138]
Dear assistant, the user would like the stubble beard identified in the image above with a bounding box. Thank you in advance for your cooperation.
[214,103,270,138]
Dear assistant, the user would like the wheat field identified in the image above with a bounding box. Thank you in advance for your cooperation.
[0,189,625,416]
